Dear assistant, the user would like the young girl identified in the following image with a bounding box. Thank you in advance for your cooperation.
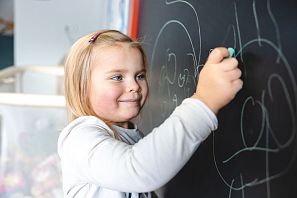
[58,29,242,198]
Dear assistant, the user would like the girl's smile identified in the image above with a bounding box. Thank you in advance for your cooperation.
[119,92,141,103]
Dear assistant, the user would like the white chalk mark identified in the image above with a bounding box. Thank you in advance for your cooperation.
[267,0,282,63]
[252,0,262,46]
[165,0,202,76]
[234,2,244,62]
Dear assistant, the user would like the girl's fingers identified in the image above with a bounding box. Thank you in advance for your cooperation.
[232,78,244,92]
[221,58,239,71]
[206,48,229,65]
[226,68,242,81]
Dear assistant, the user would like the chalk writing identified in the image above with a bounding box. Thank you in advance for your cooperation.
[212,1,297,197]
[140,0,297,197]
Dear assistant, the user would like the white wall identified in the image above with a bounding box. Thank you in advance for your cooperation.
[14,0,132,66]
[14,0,109,66]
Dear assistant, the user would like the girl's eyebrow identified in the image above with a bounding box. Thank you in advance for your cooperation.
[137,68,147,73]
[105,68,146,74]
[105,69,128,74]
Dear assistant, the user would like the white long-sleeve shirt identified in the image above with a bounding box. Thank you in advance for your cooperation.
[57,98,218,198]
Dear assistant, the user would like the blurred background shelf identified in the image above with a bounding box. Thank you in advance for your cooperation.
[0,65,66,198]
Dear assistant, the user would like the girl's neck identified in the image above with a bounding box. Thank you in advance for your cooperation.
[113,121,134,129]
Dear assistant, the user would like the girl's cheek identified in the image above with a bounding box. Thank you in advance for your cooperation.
[102,86,122,100]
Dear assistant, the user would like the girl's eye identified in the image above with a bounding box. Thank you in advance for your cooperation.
[111,75,123,81]
[136,73,146,80]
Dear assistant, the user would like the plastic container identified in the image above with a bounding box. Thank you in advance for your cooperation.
[0,65,66,198]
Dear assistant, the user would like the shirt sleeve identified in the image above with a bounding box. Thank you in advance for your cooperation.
[58,98,218,193]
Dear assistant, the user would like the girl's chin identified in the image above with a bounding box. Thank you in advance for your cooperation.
[112,113,140,128]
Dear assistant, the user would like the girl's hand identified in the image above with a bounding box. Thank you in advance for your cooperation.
[192,47,243,114]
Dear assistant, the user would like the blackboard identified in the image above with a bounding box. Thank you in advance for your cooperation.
[137,0,297,197]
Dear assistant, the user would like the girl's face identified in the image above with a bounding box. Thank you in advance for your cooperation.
[89,42,148,128]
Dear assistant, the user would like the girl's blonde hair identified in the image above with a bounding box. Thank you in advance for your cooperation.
[64,29,147,123]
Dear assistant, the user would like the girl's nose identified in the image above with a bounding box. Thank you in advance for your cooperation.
[127,79,140,92]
